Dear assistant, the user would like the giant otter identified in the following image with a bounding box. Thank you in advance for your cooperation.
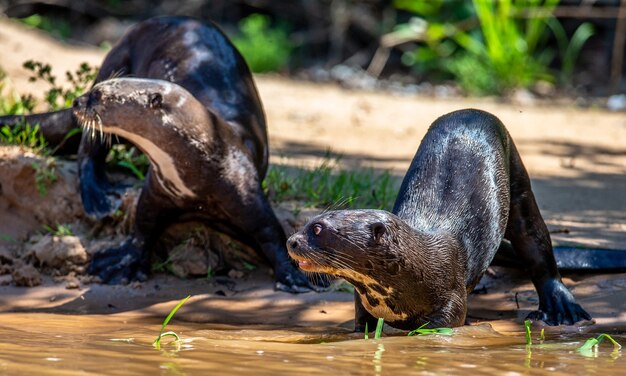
[287,109,592,330]
[0,16,314,292]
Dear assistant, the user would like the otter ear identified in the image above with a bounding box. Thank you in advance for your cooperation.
[371,222,386,243]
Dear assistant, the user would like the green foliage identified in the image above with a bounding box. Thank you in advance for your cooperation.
[153,295,191,350]
[43,224,73,236]
[106,144,150,180]
[23,60,98,110]
[32,159,57,197]
[407,322,454,336]
[264,155,398,211]
[577,334,622,355]
[232,14,292,73]
[374,318,385,339]
[524,319,532,345]
[0,122,47,152]
[19,14,72,40]
[396,0,594,95]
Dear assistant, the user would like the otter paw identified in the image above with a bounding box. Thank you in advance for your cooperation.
[87,240,148,284]
[80,178,122,220]
[530,280,592,325]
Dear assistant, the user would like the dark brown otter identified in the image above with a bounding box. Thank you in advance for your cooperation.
[287,109,592,330]
[0,16,315,292]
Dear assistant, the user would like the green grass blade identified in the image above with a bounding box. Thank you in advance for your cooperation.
[596,334,622,350]
[524,319,532,346]
[153,295,190,350]
[577,338,599,352]
[374,318,384,339]
[117,160,145,180]
[364,322,369,340]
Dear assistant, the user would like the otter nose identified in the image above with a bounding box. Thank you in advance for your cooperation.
[287,236,300,251]
[72,96,85,109]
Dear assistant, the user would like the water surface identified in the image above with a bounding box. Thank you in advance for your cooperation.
[0,313,623,375]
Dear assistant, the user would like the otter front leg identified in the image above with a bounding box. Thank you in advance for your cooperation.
[505,144,591,325]
[78,132,124,219]
[88,182,176,284]
[221,181,318,293]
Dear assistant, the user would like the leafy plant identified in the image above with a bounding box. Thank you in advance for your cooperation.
[106,144,150,180]
[407,322,453,336]
[395,0,594,95]
[232,14,292,73]
[23,60,98,110]
[153,295,191,350]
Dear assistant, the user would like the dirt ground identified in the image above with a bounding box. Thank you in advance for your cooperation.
[1,17,625,333]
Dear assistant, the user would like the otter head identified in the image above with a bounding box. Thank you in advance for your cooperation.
[288,209,463,327]
[287,209,408,283]
[72,77,210,143]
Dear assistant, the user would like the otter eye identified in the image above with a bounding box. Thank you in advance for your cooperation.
[312,223,323,236]
[149,93,163,108]
[92,89,103,101]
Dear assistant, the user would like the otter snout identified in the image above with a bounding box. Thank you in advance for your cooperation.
[287,233,303,253]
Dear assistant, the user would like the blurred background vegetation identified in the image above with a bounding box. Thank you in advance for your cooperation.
[0,0,625,99]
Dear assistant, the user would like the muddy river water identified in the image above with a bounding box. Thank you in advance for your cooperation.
[0,312,624,375]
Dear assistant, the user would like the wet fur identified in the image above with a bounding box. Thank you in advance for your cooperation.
[288,109,591,330]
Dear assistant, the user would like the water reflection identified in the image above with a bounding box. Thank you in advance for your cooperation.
[0,313,624,375]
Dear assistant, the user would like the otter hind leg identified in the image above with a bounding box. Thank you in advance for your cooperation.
[504,144,591,325]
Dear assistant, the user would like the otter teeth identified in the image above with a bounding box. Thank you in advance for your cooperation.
[298,260,311,268]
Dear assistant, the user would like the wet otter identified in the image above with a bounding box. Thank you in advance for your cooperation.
[0,16,314,292]
[287,109,592,330]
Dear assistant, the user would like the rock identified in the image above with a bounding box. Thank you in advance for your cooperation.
[12,263,41,287]
[29,235,88,272]
[607,94,626,111]
[0,274,13,286]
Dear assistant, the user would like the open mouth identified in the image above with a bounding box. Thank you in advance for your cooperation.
[289,253,324,272]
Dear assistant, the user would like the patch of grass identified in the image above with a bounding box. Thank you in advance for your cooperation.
[264,155,398,211]
[0,122,47,152]
[31,159,57,197]
[0,233,16,243]
[43,224,73,237]
[0,81,36,116]
[153,295,191,350]
[232,14,292,73]
[407,322,453,336]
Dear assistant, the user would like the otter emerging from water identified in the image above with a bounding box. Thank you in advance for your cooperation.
[287,109,592,330]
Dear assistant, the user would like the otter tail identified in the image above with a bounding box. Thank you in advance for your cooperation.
[0,109,80,154]
[494,240,626,272]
